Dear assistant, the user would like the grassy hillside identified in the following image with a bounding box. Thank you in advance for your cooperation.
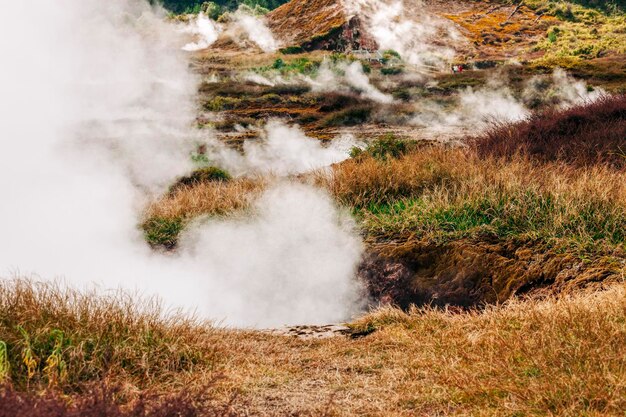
[144,95,626,307]
[3,2,624,415]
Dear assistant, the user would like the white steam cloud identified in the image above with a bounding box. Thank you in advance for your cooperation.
[345,0,460,71]
[179,184,364,326]
[182,12,221,51]
[0,0,364,327]
[231,8,280,53]
[411,69,605,137]
[524,68,606,109]
[213,121,357,176]
[344,62,394,104]
[308,60,394,104]
[180,6,279,53]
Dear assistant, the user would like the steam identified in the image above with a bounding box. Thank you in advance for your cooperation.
[178,184,364,326]
[230,8,280,52]
[411,82,527,135]
[524,68,606,109]
[0,0,364,327]
[179,6,279,53]
[345,0,460,71]
[243,72,278,86]
[345,62,394,103]
[182,12,221,51]
[411,69,605,137]
[308,60,393,103]
[213,121,357,176]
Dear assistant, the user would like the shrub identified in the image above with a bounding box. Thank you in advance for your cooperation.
[547,27,558,43]
[272,58,284,69]
[351,135,413,161]
[261,58,320,75]
[321,106,372,127]
[279,46,304,55]
[383,49,401,59]
[202,1,223,19]
[381,67,403,76]
[171,167,232,192]
[142,217,184,249]
[473,94,626,168]
[330,52,350,64]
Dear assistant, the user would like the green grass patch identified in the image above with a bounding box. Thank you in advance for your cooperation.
[171,167,231,192]
[351,135,415,160]
[381,67,404,76]
[359,189,626,255]
[279,45,304,55]
[531,1,626,61]
[203,96,244,112]
[258,57,321,76]
[142,217,185,249]
[321,106,372,127]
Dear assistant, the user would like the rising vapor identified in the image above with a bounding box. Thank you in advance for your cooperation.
[0,0,365,327]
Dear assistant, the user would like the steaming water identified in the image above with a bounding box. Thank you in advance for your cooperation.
[0,0,364,327]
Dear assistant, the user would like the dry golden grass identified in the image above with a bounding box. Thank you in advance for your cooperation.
[0,279,221,392]
[317,147,626,257]
[145,177,265,221]
[1,279,624,416]
[321,146,626,209]
[144,144,626,258]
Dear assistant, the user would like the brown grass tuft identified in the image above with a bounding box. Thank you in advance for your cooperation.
[0,279,221,392]
[145,177,265,221]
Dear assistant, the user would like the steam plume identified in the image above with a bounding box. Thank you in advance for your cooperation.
[182,12,221,51]
[0,0,364,327]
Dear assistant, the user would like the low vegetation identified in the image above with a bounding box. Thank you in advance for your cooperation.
[7,1,626,415]
[0,383,234,417]
[533,1,626,59]
[326,145,626,257]
[349,134,416,160]
[0,279,624,415]
[259,57,320,75]
[143,176,263,248]
[156,98,626,258]
[0,280,220,392]
[170,166,232,194]
[321,106,372,126]
[474,94,626,168]
[158,0,288,14]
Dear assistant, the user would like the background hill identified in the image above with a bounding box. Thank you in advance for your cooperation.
[156,0,289,13]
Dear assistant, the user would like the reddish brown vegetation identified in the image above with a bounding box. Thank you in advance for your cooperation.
[474,94,626,168]
[0,383,237,417]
